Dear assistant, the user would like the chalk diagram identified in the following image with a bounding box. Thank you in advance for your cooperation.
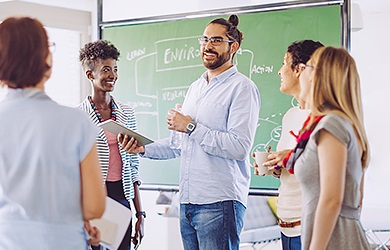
[123,35,293,153]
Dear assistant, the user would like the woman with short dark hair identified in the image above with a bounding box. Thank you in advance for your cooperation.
[0,17,106,249]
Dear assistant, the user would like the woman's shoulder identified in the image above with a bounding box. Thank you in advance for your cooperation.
[321,113,351,129]
[77,97,90,112]
[315,113,353,145]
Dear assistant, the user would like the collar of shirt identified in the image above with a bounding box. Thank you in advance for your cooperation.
[5,88,49,101]
[201,65,238,85]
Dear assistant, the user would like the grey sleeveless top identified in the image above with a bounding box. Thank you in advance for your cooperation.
[295,114,369,249]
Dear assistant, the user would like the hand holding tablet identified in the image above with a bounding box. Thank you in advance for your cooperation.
[98,120,154,146]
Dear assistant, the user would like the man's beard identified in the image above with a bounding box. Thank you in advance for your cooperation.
[202,49,231,70]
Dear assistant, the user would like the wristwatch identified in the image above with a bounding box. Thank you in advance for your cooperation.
[135,211,146,218]
[186,121,196,135]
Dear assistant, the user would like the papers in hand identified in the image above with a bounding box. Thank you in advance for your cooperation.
[98,119,154,146]
[89,217,118,245]
[90,197,132,249]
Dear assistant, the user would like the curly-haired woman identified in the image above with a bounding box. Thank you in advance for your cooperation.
[79,40,144,250]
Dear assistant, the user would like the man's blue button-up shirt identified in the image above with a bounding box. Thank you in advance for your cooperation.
[143,65,260,207]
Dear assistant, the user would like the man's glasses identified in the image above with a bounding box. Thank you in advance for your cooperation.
[300,63,315,71]
[198,36,234,46]
[49,42,56,53]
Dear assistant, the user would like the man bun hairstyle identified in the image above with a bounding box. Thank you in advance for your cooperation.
[209,14,243,46]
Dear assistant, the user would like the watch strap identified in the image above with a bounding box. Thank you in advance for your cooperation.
[186,121,196,135]
[135,211,146,218]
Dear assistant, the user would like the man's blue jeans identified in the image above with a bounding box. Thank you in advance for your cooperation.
[281,232,301,250]
[180,200,246,250]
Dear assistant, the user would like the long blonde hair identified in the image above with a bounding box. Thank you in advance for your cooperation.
[309,46,370,169]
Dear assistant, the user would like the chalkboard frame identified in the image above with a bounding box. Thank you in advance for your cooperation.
[98,0,350,49]
[98,0,351,192]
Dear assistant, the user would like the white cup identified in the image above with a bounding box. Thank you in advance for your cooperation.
[254,152,271,176]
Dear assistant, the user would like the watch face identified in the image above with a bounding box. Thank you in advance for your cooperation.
[186,122,196,134]
[187,123,195,130]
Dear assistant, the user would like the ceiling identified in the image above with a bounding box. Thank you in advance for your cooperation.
[1,0,389,14]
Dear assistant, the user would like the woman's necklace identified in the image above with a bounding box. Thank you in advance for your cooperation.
[88,95,116,123]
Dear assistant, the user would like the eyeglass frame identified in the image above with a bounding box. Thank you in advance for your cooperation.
[198,36,235,46]
[300,63,315,71]
[49,42,56,53]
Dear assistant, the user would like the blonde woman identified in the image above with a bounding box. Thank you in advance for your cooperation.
[286,46,370,249]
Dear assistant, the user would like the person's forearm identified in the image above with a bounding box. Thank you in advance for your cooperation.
[309,199,341,250]
[132,182,142,212]
[132,182,145,242]
[142,137,180,160]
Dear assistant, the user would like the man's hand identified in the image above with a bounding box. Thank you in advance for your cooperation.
[166,109,192,133]
[118,134,145,154]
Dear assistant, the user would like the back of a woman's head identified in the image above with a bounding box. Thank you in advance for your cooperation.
[0,17,49,88]
[79,40,120,71]
[311,46,361,116]
[311,46,369,168]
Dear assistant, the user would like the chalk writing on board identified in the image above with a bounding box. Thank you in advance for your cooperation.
[252,114,283,154]
[126,48,146,62]
[163,45,200,64]
[251,65,274,75]
[127,101,153,109]
[161,87,187,102]
[155,36,203,72]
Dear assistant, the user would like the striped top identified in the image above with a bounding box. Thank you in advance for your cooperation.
[79,96,141,201]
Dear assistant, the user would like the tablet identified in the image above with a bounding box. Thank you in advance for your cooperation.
[98,120,154,146]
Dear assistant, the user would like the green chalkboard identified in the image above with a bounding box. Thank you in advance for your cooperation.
[102,5,341,189]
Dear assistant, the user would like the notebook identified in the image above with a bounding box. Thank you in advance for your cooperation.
[89,197,132,249]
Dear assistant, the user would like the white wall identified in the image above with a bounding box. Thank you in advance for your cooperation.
[13,0,94,11]
[351,8,390,229]
[0,1,94,104]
